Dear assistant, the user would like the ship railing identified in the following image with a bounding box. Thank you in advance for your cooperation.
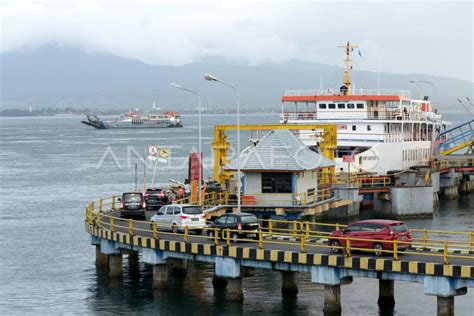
[280,109,436,122]
[284,88,411,98]
[281,111,428,122]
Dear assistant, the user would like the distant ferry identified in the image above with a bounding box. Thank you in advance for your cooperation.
[81,111,182,129]
[279,42,451,175]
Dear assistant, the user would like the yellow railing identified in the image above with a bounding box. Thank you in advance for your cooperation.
[335,175,391,188]
[174,188,334,208]
[432,158,474,171]
[357,176,391,188]
[85,196,474,265]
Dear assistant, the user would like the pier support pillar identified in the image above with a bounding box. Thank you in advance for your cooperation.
[242,266,254,277]
[311,266,352,314]
[323,284,341,314]
[95,244,109,267]
[281,271,298,298]
[424,275,467,316]
[377,279,395,310]
[108,254,123,278]
[214,257,243,301]
[170,258,187,277]
[153,264,169,289]
[128,250,139,267]
[226,278,244,301]
[212,276,228,288]
[437,296,454,316]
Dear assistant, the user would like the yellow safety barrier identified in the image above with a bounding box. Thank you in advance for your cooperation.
[86,195,474,266]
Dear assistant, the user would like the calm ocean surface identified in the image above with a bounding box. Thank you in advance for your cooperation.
[0,113,473,315]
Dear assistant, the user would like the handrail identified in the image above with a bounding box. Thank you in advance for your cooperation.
[86,195,474,266]
[173,189,335,207]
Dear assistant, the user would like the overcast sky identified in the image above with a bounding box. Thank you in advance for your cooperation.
[1,0,472,81]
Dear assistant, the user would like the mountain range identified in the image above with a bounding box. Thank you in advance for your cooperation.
[1,44,472,112]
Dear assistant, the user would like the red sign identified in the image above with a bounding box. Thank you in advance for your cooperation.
[342,155,355,163]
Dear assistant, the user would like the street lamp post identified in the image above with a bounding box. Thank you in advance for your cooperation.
[409,80,435,100]
[204,74,241,213]
[171,83,202,207]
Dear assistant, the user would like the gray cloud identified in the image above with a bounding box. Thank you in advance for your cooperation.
[1,0,472,81]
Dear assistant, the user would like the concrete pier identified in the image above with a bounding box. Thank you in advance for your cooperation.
[437,296,454,316]
[214,257,243,301]
[153,264,169,289]
[128,250,139,265]
[108,254,123,278]
[281,271,298,297]
[377,279,395,310]
[443,186,459,199]
[95,244,109,267]
[226,278,244,301]
[311,266,352,313]
[323,284,341,313]
[212,276,228,288]
[242,266,254,277]
[170,258,187,277]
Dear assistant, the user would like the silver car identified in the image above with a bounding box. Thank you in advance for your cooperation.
[150,204,206,235]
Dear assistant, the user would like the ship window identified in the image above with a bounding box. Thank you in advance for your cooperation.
[328,103,336,109]
[352,125,356,131]
[367,125,371,131]
[338,103,345,109]
[319,104,327,109]
[357,103,364,109]
[347,103,355,109]
[262,172,292,193]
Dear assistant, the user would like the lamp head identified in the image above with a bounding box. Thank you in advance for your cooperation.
[171,83,183,89]
[409,80,416,83]
[204,74,218,82]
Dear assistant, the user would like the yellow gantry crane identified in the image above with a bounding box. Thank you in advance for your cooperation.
[212,124,337,187]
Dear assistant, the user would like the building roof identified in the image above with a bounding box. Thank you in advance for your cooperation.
[224,129,335,172]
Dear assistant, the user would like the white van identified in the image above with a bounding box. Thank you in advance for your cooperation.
[150,204,206,235]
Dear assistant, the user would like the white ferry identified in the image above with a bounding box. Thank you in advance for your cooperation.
[81,110,182,129]
[280,42,450,175]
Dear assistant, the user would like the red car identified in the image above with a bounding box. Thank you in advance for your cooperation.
[328,219,412,256]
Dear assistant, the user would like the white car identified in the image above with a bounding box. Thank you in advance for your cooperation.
[150,204,207,235]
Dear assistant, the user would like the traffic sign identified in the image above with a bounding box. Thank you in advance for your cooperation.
[159,148,170,159]
[342,155,355,163]
[148,145,158,156]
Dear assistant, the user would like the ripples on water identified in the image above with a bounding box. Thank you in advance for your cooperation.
[0,114,473,315]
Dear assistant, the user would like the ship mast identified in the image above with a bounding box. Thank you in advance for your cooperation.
[337,41,359,95]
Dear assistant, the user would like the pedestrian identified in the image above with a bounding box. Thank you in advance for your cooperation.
[184,181,191,197]
[177,186,185,199]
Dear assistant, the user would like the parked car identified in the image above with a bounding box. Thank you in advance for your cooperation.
[120,192,146,220]
[150,204,206,235]
[207,213,260,242]
[328,219,412,256]
[144,187,170,210]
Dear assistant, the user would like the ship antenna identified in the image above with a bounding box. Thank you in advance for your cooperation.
[337,41,359,95]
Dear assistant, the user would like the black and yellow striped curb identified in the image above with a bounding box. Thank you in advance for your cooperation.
[87,224,474,279]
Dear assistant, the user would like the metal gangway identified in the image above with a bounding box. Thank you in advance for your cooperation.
[438,119,474,156]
